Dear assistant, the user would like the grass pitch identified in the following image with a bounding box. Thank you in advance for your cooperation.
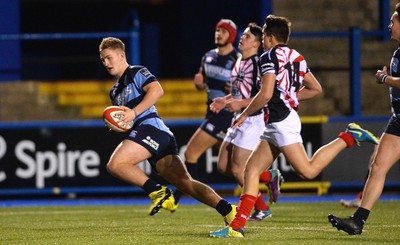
[0,200,399,244]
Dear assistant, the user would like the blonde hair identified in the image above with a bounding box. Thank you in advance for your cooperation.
[99,37,125,52]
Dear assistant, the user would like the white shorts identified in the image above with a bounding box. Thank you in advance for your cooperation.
[260,110,303,147]
[224,113,265,151]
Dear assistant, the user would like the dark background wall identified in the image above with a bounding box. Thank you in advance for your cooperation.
[15,0,271,80]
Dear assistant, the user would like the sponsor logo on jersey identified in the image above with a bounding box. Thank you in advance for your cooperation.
[204,64,232,80]
[140,68,151,77]
[206,123,215,132]
[205,56,214,63]
[216,131,226,140]
[115,86,132,105]
[225,60,234,69]
[142,136,159,150]
[131,130,138,138]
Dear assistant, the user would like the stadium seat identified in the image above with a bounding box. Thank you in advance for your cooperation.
[38,79,206,119]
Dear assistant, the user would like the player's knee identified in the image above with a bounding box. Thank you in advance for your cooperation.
[243,167,259,181]
[296,169,318,180]
[184,150,194,162]
[231,168,243,181]
[184,145,203,163]
[216,164,228,175]
[216,165,225,174]
[370,160,388,177]
[106,161,117,175]
[184,156,199,164]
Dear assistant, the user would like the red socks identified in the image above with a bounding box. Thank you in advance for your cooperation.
[338,132,355,148]
[229,170,271,230]
[259,169,272,183]
[254,191,268,211]
[230,194,257,230]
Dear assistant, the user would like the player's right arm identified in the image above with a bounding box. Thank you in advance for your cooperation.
[376,66,400,89]
[232,73,275,127]
[210,94,232,113]
[194,67,207,91]
[298,71,323,101]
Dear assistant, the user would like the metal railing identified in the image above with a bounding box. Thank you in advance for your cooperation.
[0,0,392,121]
[291,28,389,122]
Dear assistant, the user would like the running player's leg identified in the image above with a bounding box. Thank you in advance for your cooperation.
[173,128,219,203]
[282,138,347,180]
[158,154,236,223]
[185,128,219,164]
[329,132,400,235]
[217,140,234,176]
[106,140,171,215]
[359,133,400,210]
[107,140,152,186]
[226,141,280,231]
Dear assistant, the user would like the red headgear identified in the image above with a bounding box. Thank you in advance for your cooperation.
[216,19,237,43]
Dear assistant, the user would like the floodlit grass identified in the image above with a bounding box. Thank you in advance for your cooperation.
[0,201,399,244]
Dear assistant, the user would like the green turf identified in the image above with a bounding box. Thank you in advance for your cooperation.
[0,201,399,244]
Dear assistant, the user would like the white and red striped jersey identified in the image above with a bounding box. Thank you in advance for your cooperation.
[259,44,308,123]
[231,54,261,101]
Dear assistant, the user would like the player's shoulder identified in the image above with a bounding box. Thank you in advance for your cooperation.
[263,45,304,59]
[259,48,274,61]
[393,47,400,57]
[204,48,218,56]
[246,53,258,61]
[128,65,153,78]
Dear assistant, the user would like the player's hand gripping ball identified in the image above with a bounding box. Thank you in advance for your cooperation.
[103,106,133,132]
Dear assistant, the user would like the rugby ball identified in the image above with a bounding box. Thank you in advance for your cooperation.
[103,106,133,133]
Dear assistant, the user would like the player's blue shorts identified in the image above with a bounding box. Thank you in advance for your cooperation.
[200,109,233,141]
[384,115,400,137]
[127,124,179,168]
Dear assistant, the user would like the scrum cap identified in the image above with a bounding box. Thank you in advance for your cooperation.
[216,19,237,43]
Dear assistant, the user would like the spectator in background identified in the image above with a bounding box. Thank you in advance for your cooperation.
[173,19,240,205]
[328,3,400,235]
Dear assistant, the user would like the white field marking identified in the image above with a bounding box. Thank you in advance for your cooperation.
[202,223,400,232]
[0,206,214,216]
[368,224,400,228]
[200,224,337,232]
[0,209,137,216]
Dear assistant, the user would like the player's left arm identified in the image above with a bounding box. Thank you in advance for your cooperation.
[375,65,400,89]
[210,94,232,113]
[232,73,275,127]
[226,97,252,112]
[298,71,323,101]
[138,81,164,113]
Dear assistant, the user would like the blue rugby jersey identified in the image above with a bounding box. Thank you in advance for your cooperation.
[389,47,400,118]
[109,65,172,134]
[201,48,240,103]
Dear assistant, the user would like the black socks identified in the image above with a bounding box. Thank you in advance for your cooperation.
[216,199,232,216]
[143,179,162,195]
[352,207,370,227]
